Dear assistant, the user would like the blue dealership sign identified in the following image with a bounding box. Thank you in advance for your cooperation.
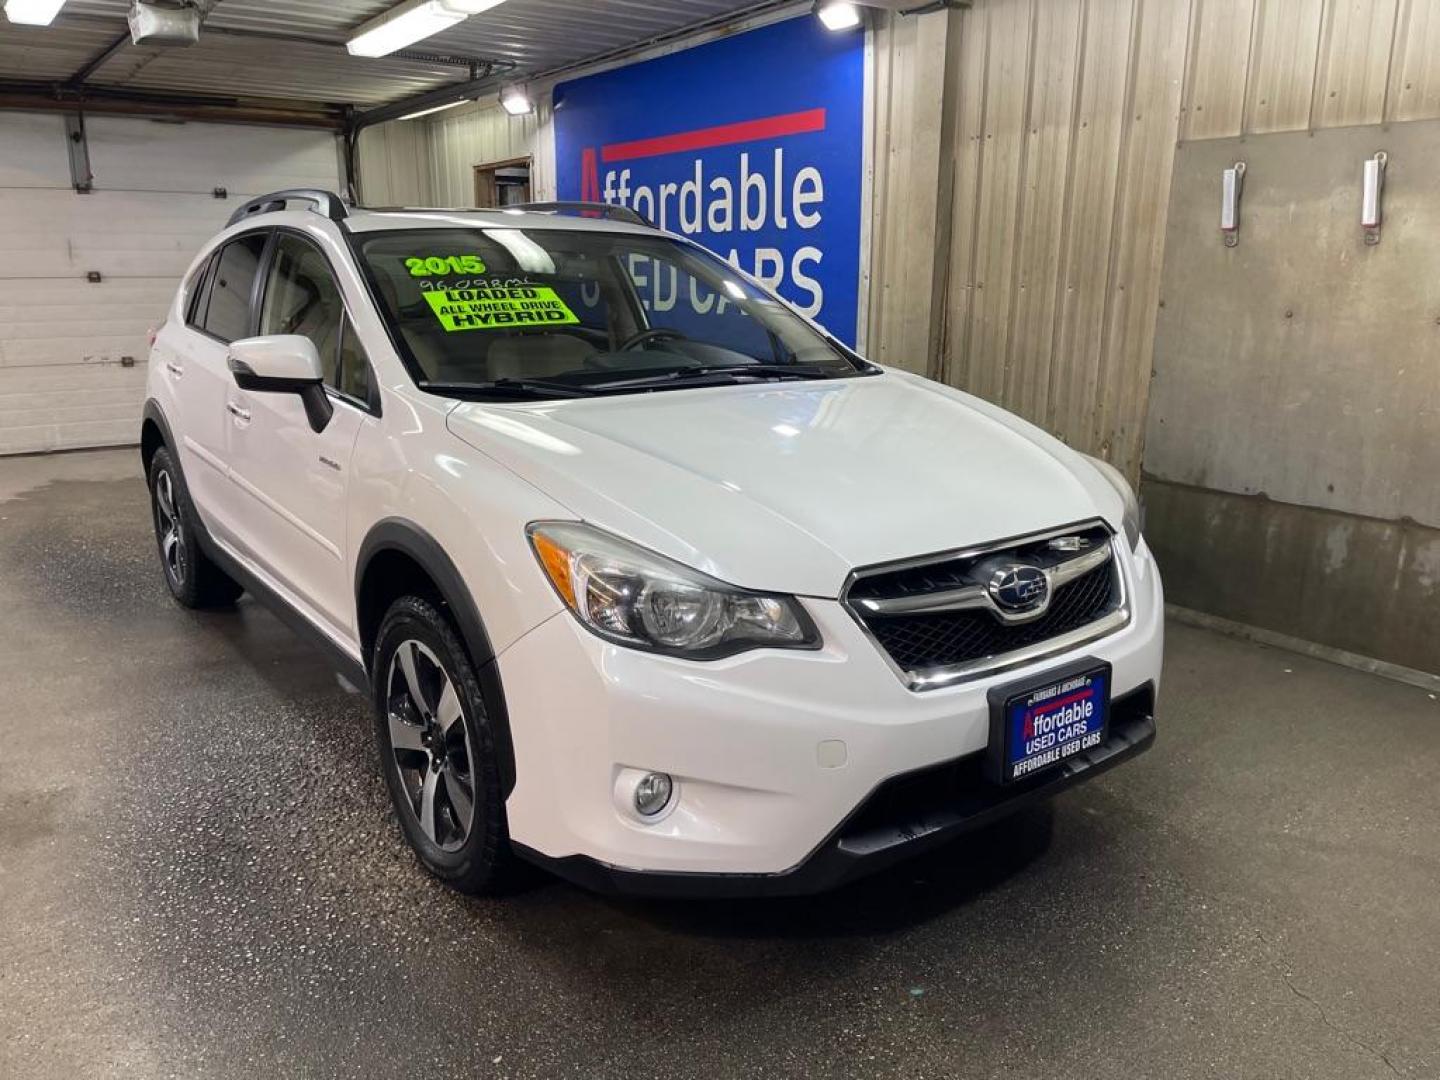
[553,16,865,344]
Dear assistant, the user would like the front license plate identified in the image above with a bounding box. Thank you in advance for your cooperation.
[987,659,1110,784]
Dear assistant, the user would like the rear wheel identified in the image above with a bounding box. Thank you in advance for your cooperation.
[373,596,516,893]
[148,447,242,608]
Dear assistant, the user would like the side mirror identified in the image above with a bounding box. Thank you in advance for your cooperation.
[227,335,333,433]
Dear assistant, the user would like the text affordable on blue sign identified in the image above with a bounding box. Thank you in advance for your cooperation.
[553,17,865,344]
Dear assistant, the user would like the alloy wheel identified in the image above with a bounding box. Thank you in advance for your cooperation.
[154,469,187,587]
[385,640,477,852]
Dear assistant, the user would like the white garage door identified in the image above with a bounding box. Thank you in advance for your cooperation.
[0,112,341,455]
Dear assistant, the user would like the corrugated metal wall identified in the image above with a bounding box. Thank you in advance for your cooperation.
[870,0,1440,481]
[865,11,953,367]
[424,100,554,206]
[356,102,552,210]
[356,120,434,206]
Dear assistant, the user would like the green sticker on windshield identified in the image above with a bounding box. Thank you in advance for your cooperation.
[422,286,580,332]
[406,255,486,277]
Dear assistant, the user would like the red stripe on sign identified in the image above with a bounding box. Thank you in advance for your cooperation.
[1026,688,1093,721]
[600,108,827,164]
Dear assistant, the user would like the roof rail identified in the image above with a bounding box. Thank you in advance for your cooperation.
[509,201,654,228]
[226,189,349,228]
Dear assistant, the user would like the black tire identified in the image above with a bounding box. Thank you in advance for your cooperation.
[148,447,243,609]
[372,596,517,894]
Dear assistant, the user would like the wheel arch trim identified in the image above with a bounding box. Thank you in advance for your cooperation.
[356,517,517,796]
[141,398,177,471]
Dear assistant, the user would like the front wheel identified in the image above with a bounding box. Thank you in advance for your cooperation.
[373,596,517,894]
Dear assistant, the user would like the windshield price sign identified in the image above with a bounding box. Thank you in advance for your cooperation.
[423,286,580,331]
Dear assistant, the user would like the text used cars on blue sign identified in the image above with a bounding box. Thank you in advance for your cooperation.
[553,16,865,344]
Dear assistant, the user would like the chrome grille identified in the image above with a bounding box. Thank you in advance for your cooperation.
[843,522,1129,690]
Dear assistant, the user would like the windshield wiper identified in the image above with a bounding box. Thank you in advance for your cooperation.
[589,363,842,390]
[421,378,598,400]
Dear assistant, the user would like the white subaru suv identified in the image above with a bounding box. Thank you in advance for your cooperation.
[141,190,1163,897]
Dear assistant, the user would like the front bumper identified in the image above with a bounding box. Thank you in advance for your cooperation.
[498,538,1164,893]
[516,684,1155,897]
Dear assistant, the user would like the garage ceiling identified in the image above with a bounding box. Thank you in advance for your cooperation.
[0,0,785,114]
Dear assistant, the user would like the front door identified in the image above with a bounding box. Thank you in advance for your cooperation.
[224,232,374,641]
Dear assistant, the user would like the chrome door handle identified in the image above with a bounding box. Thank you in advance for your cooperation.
[165,361,184,377]
[226,402,251,422]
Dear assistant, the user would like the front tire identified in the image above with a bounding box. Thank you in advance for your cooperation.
[373,596,516,894]
[148,447,243,609]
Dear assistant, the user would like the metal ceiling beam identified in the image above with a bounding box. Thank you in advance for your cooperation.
[0,80,347,129]
[65,29,132,88]
[349,63,509,131]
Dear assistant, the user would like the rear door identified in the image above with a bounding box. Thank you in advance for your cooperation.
[224,231,373,638]
[171,230,270,544]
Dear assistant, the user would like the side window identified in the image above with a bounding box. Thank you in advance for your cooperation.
[185,252,217,328]
[259,234,345,388]
[337,315,372,403]
[201,233,268,343]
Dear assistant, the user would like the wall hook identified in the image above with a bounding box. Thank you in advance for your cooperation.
[1220,161,1245,247]
[1362,151,1386,245]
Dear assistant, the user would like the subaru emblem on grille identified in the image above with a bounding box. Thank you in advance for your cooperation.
[988,564,1049,613]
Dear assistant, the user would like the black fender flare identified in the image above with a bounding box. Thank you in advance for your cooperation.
[356,518,517,796]
[141,398,177,469]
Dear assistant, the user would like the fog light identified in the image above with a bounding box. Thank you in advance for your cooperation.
[633,772,673,816]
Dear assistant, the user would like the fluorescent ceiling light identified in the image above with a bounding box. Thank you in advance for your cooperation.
[398,98,469,121]
[347,0,508,58]
[500,84,533,116]
[813,1,861,31]
[4,0,66,25]
[348,1,463,57]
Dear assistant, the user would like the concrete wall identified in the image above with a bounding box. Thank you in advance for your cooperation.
[1145,121,1439,675]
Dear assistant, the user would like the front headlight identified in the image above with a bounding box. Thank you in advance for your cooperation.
[527,521,821,659]
[1082,454,1142,549]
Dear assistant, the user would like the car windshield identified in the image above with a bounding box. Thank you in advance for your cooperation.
[355,226,868,398]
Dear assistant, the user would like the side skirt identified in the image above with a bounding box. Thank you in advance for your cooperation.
[197,531,371,693]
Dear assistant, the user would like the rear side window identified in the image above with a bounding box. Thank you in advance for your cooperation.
[185,253,217,327]
[200,233,268,342]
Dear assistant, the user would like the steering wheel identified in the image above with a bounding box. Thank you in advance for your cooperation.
[617,327,688,351]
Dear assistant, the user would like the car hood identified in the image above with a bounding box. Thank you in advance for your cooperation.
[445,370,1124,598]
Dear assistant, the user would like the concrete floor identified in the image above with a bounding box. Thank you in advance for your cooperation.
[1,449,1437,1080]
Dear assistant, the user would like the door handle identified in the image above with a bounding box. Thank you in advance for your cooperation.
[165,361,184,378]
[226,402,251,423]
